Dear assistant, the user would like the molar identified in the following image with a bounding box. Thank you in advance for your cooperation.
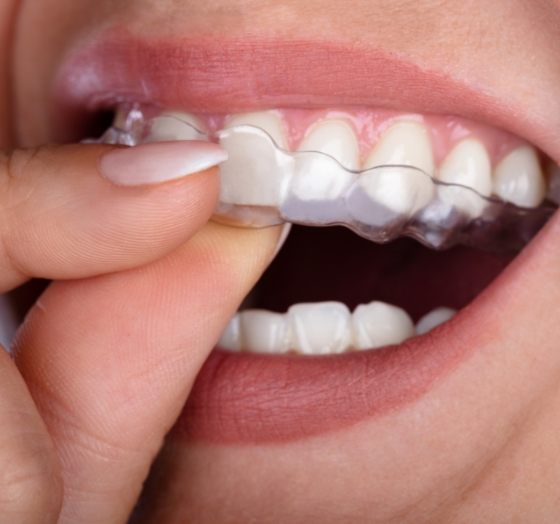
[493,146,546,208]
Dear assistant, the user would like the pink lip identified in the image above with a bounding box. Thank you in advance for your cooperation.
[54,28,559,443]
[54,28,555,160]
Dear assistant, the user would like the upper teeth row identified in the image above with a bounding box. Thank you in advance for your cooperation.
[218,302,456,356]
[148,110,548,211]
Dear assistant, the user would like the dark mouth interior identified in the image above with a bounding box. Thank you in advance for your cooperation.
[247,226,515,321]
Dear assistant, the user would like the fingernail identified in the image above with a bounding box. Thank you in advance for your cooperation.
[99,141,228,186]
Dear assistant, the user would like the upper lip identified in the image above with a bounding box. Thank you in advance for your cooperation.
[54,27,559,164]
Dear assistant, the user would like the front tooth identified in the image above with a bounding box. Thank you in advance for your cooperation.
[364,121,435,175]
[217,314,241,351]
[437,138,492,218]
[297,119,360,171]
[351,301,415,350]
[286,119,358,222]
[225,111,289,149]
[416,307,456,335]
[346,122,435,226]
[145,111,207,142]
[239,310,291,354]
[288,302,352,355]
[493,146,546,208]
[218,111,291,207]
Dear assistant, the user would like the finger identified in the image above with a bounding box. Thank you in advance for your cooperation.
[0,141,225,292]
[0,348,61,523]
[14,222,283,523]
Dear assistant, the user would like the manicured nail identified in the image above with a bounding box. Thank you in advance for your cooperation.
[99,141,228,186]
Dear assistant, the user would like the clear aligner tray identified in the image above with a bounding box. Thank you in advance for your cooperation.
[97,105,558,253]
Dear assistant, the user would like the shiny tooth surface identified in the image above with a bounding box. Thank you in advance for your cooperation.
[364,121,435,175]
[493,146,546,208]
[347,122,436,225]
[437,138,492,218]
[291,119,359,200]
[217,314,241,352]
[240,310,291,354]
[288,302,352,355]
[218,111,291,206]
[416,307,456,335]
[145,111,207,142]
[298,119,360,170]
[352,301,415,350]
[225,111,288,149]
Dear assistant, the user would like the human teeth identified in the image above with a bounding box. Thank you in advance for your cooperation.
[217,314,241,351]
[286,119,358,222]
[438,138,492,218]
[297,119,360,171]
[416,307,456,335]
[239,310,291,354]
[364,121,435,175]
[351,301,415,350]
[493,146,546,208]
[218,111,291,206]
[346,122,435,226]
[225,111,288,149]
[145,111,207,142]
[288,302,352,355]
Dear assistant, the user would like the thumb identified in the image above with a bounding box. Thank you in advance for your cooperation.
[0,140,226,291]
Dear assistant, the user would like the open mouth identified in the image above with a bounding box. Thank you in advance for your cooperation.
[56,34,560,444]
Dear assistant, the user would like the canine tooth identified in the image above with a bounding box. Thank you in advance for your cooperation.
[494,146,545,208]
[145,111,207,142]
[438,138,492,218]
[240,310,291,354]
[288,302,352,355]
[345,122,436,225]
[352,301,415,350]
[218,111,291,207]
[218,314,241,351]
[416,307,456,335]
[364,121,435,175]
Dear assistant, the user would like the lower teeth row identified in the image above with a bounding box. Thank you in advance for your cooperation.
[94,104,558,253]
[219,302,456,355]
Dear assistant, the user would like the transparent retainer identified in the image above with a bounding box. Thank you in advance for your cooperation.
[96,105,558,253]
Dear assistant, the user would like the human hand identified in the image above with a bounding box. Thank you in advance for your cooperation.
[0,140,282,523]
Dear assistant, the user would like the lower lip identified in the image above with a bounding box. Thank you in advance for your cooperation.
[86,130,553,446]
[175,213,554,444]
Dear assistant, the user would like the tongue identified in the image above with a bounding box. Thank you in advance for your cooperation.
[251,226,513,321]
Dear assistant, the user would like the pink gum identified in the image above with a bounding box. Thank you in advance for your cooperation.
[199,107,529,167]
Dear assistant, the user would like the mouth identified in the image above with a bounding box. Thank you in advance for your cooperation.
[55,31,560,444]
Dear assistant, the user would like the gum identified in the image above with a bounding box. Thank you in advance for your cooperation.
[186,107,527,166]
[95,105,557,253]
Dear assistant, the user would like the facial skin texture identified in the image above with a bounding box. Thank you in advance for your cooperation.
[6,1,560,523]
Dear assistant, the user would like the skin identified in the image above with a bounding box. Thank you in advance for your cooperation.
[1,0,560,523]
